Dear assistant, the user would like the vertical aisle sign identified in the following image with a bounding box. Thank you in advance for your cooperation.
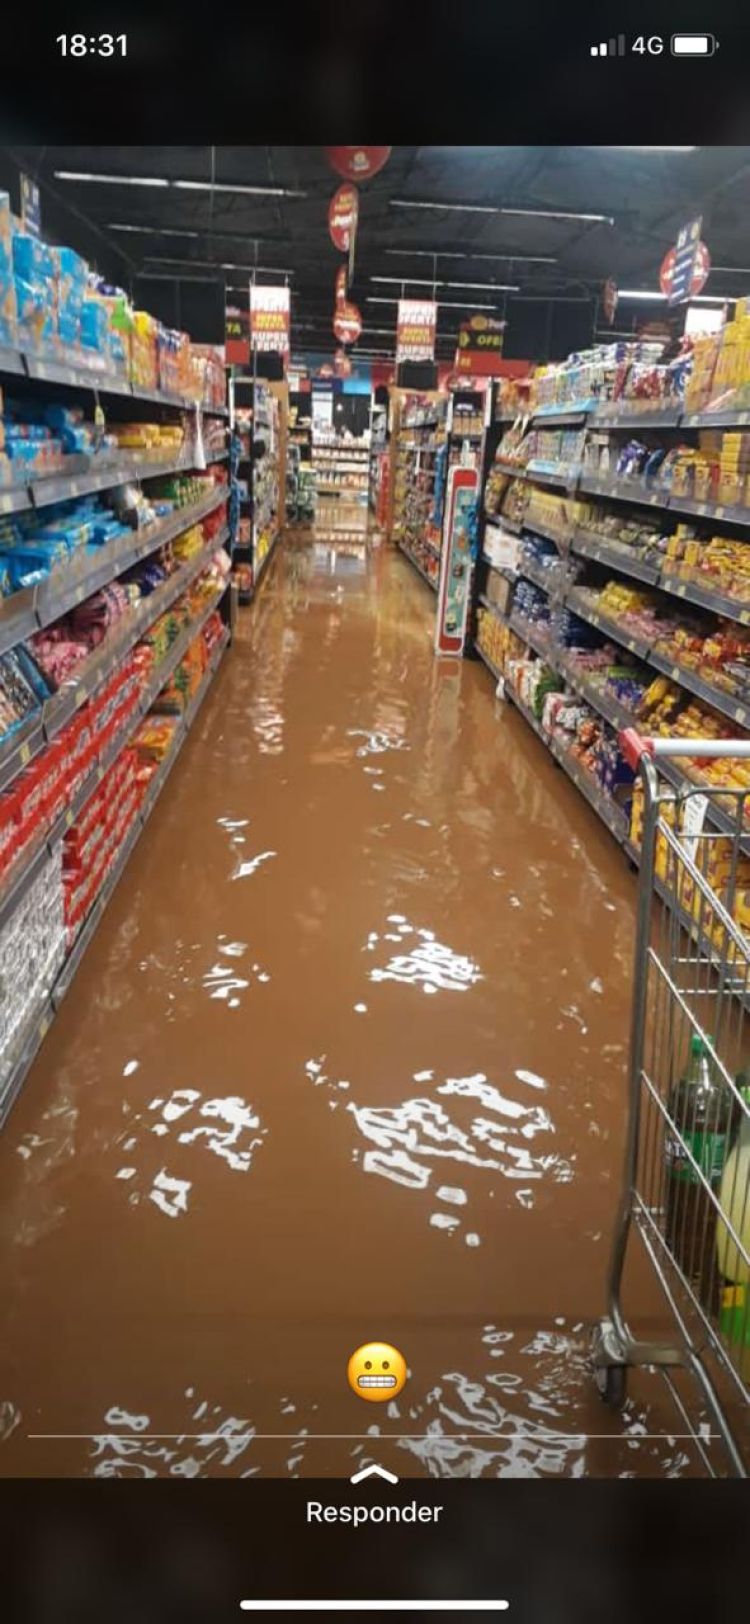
[396,300,437,363]
[435,466,478,657]
[666,217,706,305]
[250,286,291,356]
[20,174,41,236]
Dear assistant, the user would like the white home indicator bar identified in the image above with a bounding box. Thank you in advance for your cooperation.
[671,34,716,55]
[239,1605,510,1614]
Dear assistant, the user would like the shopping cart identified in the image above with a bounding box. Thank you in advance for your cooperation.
[592,730,750,1478]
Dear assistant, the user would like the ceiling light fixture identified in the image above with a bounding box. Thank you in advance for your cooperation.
[385,248,557,263]
[172,180,306,197]
[55,171,169,186]
[390,199,613,224]
[143,256,293,275]
[619,289,731,304]
[367,295,499,310]
[108,224,201,238]
[56,172,305,197]
[370,275,518,292]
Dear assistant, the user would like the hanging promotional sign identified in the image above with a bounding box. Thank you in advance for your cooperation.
[435,466,478,657]
[454,314,506,376]
[333,301,362,345]
[225,302,250,366]
[335,265,348,307]
[326,147,391,181]
[250,285,291,355]
[396,299,437,363]
[328,185,359,253]
[20,173,41,238]
[661,218,711,305]
[601,278,618,325]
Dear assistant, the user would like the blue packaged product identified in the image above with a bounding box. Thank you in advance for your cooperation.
[14,275,52,347]
[14,644,52,703]
[57,247,88,286]
[80,299,108,352]
[12,232,57,284]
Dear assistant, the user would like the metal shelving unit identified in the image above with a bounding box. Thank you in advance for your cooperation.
[0,626,230,1126]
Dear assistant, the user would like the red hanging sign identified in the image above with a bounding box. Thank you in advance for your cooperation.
[225,302,250,366]
[601,278,618,325]
[396,299,437,363]
[333,301,362,345]
[326,146,391,181]
[335,265,348,307]
[328,184,359,253]
[659,240,711,300]
[250,285,290,356]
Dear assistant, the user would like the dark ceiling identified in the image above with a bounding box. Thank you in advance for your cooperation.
[6,146,750,362]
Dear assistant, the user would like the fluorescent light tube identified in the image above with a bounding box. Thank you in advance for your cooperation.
[55,171,168,186]
[108,224,201,238]
[390,199,612,224]
[385,249,557,263]
[173,180,306,197]
[367,296,498,310]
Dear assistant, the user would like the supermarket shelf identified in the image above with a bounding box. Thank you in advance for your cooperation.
[577,471,750,530]
[569,527,750,626]
[0,528,227,794]
[474,641,503,684]
[564,587,654,660]
[516,557,566,596]
[682,409,750,430]
[531,407,591,427]
[570,529,662,586]
[487,512,522,535]
[648,647,750,731]
[566,584,750,728]
[657,571,750,627]
[478,593,507,624]
[0,448,227,520]
[520,516,571,551]
[592,406,683,430]
[398,542,438,592]
[0,627,230,1125]
[0,343,227,415]
[0,586,227,935]
[481,558,516,583]
[505,683,630,845]
[0,487,226,661]
[525,461,580,489]
[508,611,556,664]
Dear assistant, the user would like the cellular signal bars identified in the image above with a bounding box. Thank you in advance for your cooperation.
[590,36,626,56]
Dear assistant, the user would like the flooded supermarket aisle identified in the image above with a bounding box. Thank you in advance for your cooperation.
[0,533,703,1479]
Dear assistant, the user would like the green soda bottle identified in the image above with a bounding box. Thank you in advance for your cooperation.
[664,1034,732,1314]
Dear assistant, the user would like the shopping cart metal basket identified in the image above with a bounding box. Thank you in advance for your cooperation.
[592,730,750,1478]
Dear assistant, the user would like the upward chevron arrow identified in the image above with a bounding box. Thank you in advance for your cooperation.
[349,1463,399,1485]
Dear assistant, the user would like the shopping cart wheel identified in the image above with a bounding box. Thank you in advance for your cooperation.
[595,1361,627,1409]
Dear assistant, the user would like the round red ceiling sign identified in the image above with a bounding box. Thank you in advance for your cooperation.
[333,301,362,344]
[659,241,711,298]
[326,147,392,182]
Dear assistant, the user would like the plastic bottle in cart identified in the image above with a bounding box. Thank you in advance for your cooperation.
[716,1082,750,1378]
[664,1034,732,1313]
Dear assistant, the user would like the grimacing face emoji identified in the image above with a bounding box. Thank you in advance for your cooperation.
[347,1341,407,1401]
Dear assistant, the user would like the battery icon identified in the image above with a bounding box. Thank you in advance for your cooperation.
[671,33,717,55]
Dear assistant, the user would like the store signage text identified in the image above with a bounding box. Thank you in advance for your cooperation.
[454,314,506,375]
[328,185,359,253]
[333,301,362,345]
[250,285,291,354]
[661,219,711,305]
[396,299,437,363]
[326,147,392,181]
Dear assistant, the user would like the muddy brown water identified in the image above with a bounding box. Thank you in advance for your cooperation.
[0,534,714,1477]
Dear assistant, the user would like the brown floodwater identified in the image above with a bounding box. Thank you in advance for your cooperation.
[0,533,718,1478]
